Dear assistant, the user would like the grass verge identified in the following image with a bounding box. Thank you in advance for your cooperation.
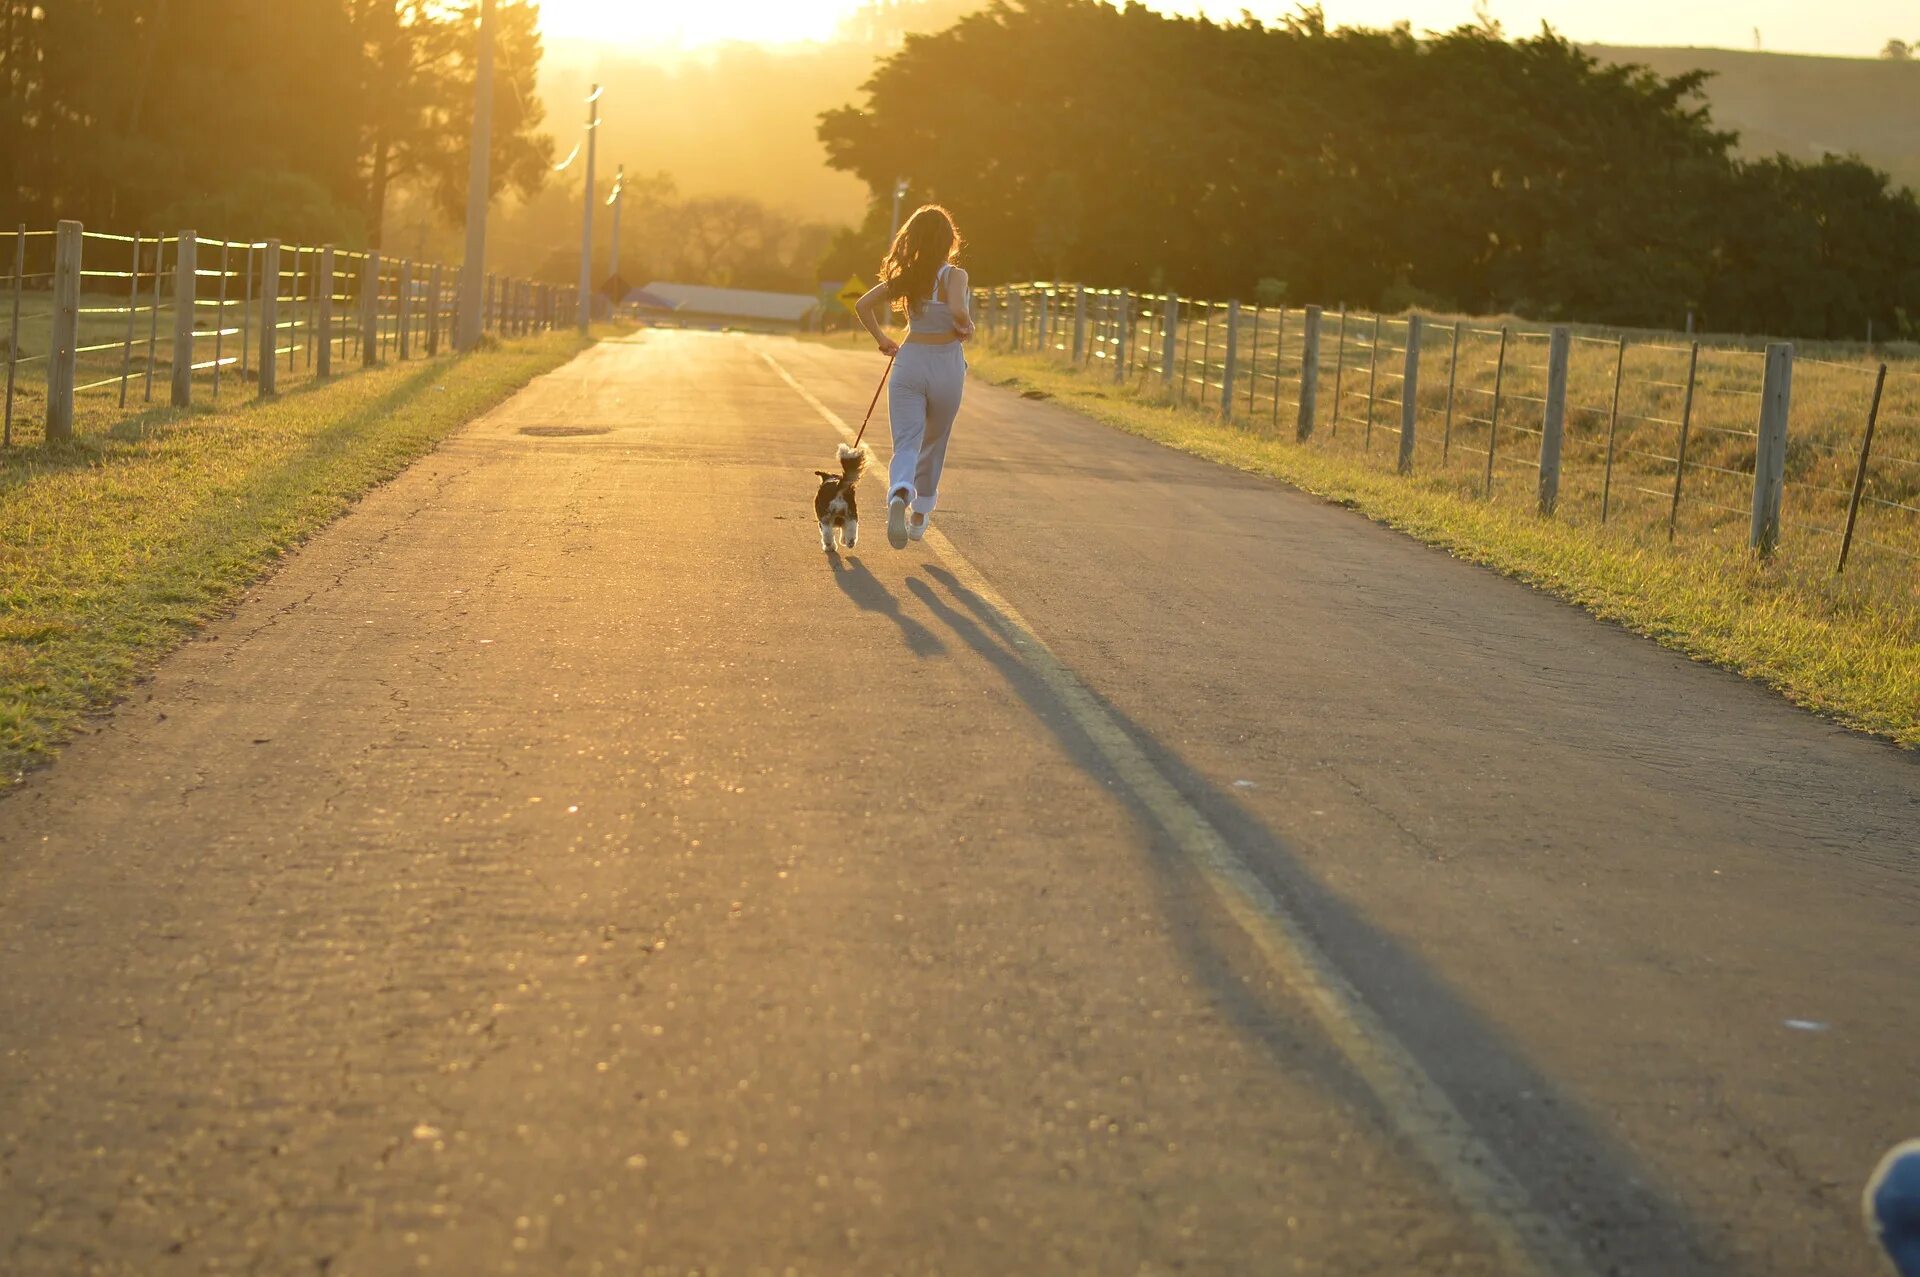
[1,329,595,782]
[951,343,1920,748]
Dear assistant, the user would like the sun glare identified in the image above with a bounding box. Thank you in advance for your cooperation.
[535,0,863,49]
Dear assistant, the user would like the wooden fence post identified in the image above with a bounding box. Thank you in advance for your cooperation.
[1160,295,1178,385]
[1538,325,1571,514]
[1749,341,1794,556]
[1219,298,1241,420]
[1297,305,1322,441]
[1009,292,1022,352]
[258,240,281,397]
[171,231,197,408]
[1114,290,1130,384]
[1397,315,1422,474]
[1072,285,1087,362]
[316,246,334,378]
[46,220,82,442]
[430,262,445,355]
[397,260,414,359]
[361,251,381,366]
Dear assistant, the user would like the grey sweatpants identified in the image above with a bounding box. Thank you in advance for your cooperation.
[888,342,967,515]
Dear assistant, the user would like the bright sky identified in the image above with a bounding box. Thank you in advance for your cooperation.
[533,0,1908,58]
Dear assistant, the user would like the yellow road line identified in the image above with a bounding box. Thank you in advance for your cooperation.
[759,345,1595,1277]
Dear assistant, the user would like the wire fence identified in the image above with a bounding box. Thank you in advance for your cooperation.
[975,282,1920,582]
[5,221,581,449]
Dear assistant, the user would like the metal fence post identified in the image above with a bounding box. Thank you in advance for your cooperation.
[1599,338,1625,521]
[1484,327,1508,497]
[1363,313,1381,449]
[171,230,198,408]
[1113,290,1130,384]
[1330,307,1348,437]
[1219,298,1240,420]
[1297,305,1322,441]
[1538,325,1571,514]
[316,247,335,378]
[1398,315,1422,474]
[1270,306,1288,432]
[1441,320,1461,463]
[4,224,23,443]
[1072,285,1087,362]
[1749,341,1794,556]
[1838,363,1888,573]
[46,220,83,442]
[1160,294,1178,385]
[258,240,280,397]
[1668,342,1701,542]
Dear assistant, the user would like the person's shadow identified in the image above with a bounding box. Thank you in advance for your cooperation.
[829,554,947,657]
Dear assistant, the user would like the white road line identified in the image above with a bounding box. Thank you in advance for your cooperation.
[758,345,1596,1277]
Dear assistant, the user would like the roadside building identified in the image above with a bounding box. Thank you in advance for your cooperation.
[631,282,819,332]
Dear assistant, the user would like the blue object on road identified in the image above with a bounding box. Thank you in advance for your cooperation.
[1869,1141,1920,1276]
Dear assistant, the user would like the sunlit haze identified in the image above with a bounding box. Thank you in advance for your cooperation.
[535,0,1908,58]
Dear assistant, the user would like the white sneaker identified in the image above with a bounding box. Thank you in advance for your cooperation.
[886,495,910,549]
[907,511,929,542]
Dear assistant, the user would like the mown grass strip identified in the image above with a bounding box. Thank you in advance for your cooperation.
[961,347,1920,748]
[1,330,595,781]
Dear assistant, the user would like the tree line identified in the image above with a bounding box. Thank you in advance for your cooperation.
[1,0,549,250]
[820,1,1920,340]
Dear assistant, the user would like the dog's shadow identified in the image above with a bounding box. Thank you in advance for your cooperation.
[829,555,948,658]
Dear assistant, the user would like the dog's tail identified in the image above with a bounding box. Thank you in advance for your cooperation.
[838,442,871,482]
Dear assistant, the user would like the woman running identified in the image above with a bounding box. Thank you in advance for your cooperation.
[853,205,972,548]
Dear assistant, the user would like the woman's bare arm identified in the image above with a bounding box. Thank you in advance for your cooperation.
[944,266,974,339]
[854,283,899,355]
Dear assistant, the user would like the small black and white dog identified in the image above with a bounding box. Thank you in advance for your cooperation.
[813,442,871,552]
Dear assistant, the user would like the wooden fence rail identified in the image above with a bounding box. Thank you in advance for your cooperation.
[978,281,1920,574]
[7,220,578,448]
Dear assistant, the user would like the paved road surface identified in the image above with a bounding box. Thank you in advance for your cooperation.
[2,330,1915,1275]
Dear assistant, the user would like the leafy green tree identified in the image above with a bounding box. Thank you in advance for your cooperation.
[354,0,551,248]
[2,0,550,250]
[819,0,1920,338]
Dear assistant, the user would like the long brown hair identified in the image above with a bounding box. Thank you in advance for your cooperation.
[881,205,963,316]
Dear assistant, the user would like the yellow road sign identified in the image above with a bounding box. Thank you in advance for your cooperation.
[836,275,867,312]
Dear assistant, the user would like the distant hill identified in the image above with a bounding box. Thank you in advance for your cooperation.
[1587,46,1920,194]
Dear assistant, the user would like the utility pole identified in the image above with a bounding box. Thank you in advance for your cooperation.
[889,177,909,240]
[608,165,624,282]
[577,84,601,332]
[456,0,494,351]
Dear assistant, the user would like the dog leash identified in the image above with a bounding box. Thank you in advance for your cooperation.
[851,351,896,450]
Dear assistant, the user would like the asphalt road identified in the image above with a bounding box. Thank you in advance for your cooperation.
[1,329,1915,1276]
